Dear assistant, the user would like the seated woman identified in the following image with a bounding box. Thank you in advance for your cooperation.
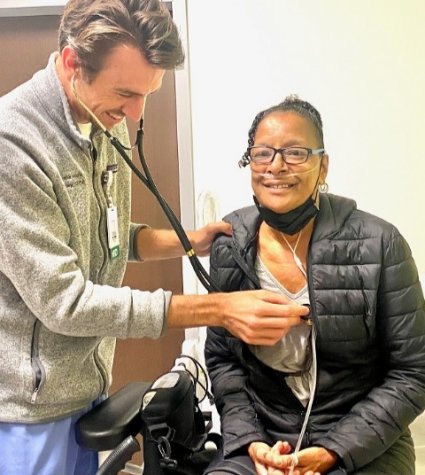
[203,95,425,475]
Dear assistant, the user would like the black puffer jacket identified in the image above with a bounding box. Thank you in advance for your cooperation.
[205,193,425,473]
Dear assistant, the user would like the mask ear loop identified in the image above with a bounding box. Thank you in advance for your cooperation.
[312,154,325,205]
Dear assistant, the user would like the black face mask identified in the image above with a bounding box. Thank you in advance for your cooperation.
[254,194,319,235]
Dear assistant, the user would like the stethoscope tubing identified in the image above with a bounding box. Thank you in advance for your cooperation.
[104,121,220,293]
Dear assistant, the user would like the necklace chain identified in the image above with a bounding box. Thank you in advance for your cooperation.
[279,230,307,277]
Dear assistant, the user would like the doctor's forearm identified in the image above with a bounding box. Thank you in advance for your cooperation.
[136,227,184,261]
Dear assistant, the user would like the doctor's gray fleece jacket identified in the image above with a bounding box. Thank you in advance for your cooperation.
[0,53,171,423]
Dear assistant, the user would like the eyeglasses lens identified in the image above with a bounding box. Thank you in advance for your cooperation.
[249,147,308,164]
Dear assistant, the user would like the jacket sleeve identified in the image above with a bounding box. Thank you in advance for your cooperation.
[205,236,271,456]
[205,327,272,456]
[315,228,425,472]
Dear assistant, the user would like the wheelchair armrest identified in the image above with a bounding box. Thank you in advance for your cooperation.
[76,381,151,451]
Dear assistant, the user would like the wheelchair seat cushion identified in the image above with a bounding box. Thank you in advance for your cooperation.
[76,381,151,451]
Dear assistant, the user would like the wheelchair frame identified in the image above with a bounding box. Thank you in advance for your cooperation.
[76,376,219,475]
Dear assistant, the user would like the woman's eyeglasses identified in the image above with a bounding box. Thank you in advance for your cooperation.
[247,146,325,165]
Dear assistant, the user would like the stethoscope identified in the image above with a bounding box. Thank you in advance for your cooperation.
[71,76,220,292]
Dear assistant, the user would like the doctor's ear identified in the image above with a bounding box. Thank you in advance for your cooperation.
[238,152,251,168]
[60,45,81,79]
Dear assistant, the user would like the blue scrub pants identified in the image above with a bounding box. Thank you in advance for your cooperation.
[0,405,99,475]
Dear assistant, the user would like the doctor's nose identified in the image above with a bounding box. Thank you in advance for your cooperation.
[123,96,147,122]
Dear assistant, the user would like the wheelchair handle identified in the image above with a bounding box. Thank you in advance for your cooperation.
[96,435,140,475]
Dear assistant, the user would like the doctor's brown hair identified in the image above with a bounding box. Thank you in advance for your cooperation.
[59,0,184,82]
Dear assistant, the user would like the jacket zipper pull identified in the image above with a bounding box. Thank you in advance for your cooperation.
[31,386,39,404]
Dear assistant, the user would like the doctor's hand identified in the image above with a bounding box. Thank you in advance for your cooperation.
[187,221,232,257]
[220,290,310,346]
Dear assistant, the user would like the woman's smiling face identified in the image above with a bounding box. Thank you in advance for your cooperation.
[250,111,328,214]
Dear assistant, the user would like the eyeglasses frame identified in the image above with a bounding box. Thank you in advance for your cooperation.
[246,146,325,165]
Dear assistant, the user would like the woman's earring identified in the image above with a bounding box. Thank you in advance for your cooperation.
[319,182,329,193]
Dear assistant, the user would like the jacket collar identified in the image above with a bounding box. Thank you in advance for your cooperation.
[313,193,357,241]
[225,194,357,250]
[31,53,92,151]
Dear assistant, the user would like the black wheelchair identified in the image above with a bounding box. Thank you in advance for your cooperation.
[76,358,221,475]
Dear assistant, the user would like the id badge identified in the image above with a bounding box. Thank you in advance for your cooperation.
[106,205,120,259]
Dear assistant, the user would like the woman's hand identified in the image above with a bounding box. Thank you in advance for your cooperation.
[250,442,336,474]
[284,446,338,474]
[249,441,292,475]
